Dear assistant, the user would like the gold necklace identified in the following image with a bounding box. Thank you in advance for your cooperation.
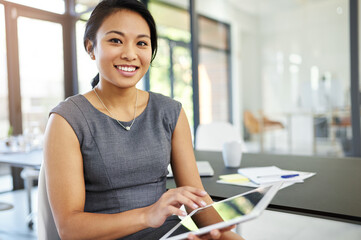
[93,88,138,131]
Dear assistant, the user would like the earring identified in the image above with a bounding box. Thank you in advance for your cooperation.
[89,52,94,59]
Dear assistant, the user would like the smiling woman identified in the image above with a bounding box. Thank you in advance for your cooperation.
[41,0,244,240]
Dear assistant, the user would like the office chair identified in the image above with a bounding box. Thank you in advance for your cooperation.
[243,110,284,151]
[195,121,245,151]
[37,164,61,240]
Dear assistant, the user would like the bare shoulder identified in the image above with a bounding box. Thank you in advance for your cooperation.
[44,113,81,164]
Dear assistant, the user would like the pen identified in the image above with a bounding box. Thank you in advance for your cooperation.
[281,174,299,178]
[257,174,299,179]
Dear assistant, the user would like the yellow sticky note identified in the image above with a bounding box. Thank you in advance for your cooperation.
[219,174,250,183]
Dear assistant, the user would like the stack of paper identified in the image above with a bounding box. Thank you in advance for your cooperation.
[217,166,316,189]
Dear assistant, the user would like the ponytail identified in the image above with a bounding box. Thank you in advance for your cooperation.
[91,73,99,88]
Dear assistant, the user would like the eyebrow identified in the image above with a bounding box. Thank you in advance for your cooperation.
[105,30,150,39]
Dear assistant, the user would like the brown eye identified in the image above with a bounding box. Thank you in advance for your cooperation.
[110,38,122,44]
[137,41,148,46]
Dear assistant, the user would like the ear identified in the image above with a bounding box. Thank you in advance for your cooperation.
[85,39,95,60]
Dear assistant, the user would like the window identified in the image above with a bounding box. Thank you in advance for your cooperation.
[149,1,232,134]
[0,4,9,139]
[149,38,171,96]
[76,19,98,93]
[240,0,351,156]
[198,16,231,124]
[4,0,65,14]
[17,17,64,133]
[75,0,100,14]
[0,3,12,193]
[148,1,194,130]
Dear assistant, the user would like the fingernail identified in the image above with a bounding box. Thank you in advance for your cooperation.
[181,211,187,216]
[188,235,194,240]
[193,203,199,209]
[200,190,207,196]
[200,200,207,206]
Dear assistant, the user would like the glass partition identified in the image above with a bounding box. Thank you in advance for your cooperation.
[239,0,350,156]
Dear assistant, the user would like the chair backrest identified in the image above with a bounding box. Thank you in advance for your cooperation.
[37,165,61,240]
[195,122,243,151]
[243,110,260,134]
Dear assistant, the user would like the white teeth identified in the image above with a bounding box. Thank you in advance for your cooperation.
[117,66,136,72]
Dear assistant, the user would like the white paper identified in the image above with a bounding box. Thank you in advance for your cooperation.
[238,166,315,185]
[216,180,296,189]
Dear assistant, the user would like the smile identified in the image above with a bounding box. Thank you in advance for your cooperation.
[116,65,137,72]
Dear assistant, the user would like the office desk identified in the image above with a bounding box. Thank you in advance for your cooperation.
[0,150,42,169]
[167,151,361,225]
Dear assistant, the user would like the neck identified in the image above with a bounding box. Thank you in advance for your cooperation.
[93,85,138,122]
[94,84,138,108]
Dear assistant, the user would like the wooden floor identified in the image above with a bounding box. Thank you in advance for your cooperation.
[0,187,360,240]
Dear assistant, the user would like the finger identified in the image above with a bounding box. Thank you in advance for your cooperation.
[209,229,221,239]
[176,189,207,209]
[187,233,200,240]
[167,190,204,210]
[164,205,187,217]
[219,224,236,233]
[189,231,219,240]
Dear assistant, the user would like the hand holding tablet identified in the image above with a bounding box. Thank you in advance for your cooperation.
[161,182,282,240]
[143,186,208,228]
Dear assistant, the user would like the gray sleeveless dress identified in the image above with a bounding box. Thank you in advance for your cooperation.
[51,91,187,239]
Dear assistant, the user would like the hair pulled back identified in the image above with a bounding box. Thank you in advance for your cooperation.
[84,0,157,88]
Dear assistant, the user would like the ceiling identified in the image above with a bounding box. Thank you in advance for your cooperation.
[226,0,329,15]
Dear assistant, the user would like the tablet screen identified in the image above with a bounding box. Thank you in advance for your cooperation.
[167,186,271,238]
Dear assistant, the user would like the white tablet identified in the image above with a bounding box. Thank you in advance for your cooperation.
[161,182,282,240]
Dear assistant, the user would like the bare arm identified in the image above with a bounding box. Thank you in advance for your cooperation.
[171,109,245,240]
[44,113,150,239]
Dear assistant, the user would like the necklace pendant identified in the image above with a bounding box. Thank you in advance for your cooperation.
[125,126,131,131]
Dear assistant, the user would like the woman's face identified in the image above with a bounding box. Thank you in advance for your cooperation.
[91,9,152,89]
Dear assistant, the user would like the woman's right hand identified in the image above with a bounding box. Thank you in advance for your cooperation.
[143,186,208,228]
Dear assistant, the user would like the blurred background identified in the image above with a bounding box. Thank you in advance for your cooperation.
[1,0,360,191]
[0,0,361,239]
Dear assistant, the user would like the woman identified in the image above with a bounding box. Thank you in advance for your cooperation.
[44,0,244,239]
